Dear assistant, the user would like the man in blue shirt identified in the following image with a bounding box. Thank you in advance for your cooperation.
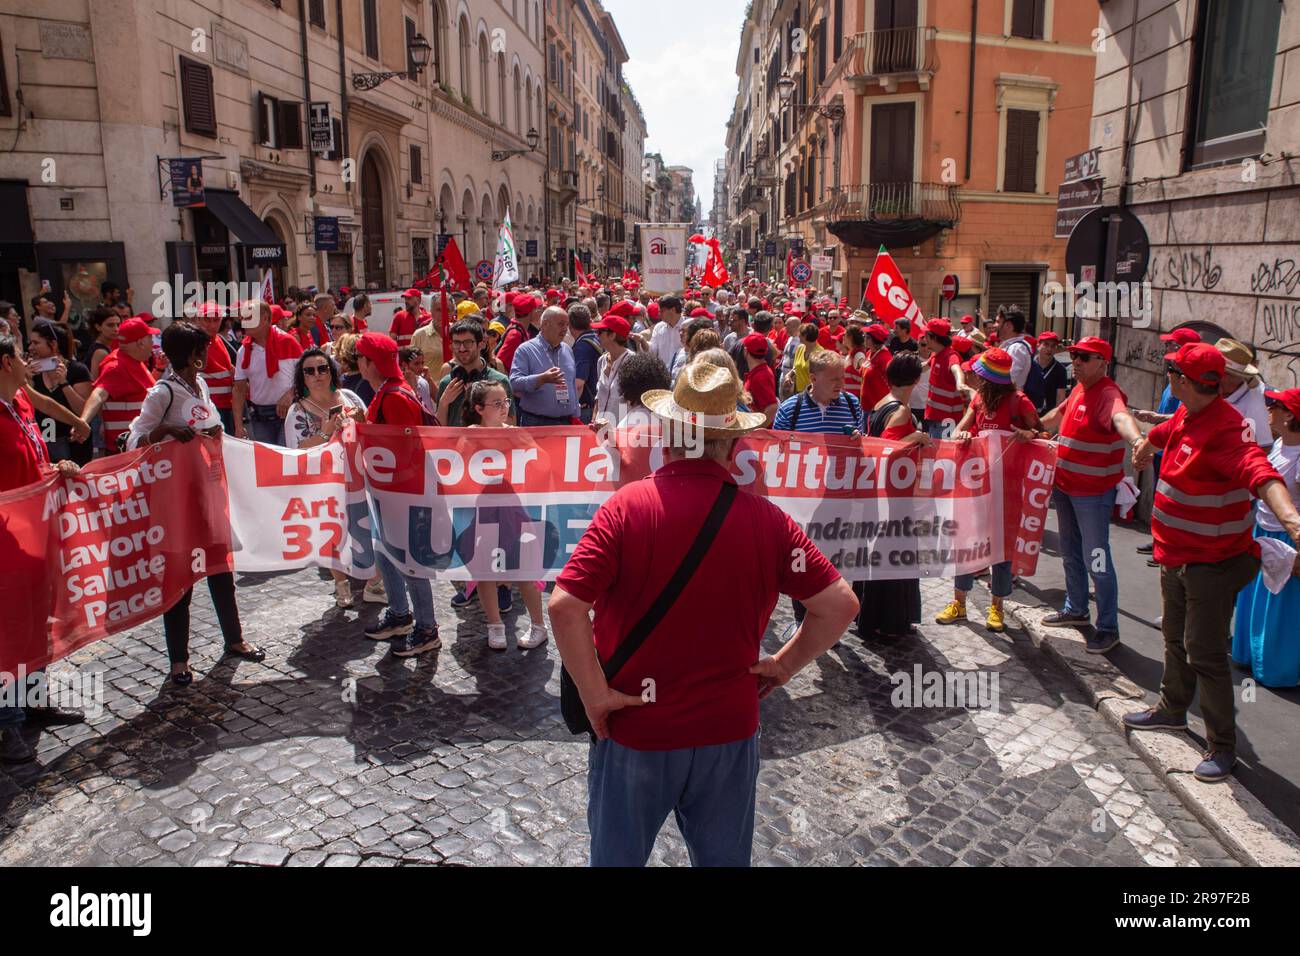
[773,349,864,434]
[568,302,603,424]
[509,306,577,426]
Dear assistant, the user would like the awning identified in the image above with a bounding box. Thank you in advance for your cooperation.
[202,188,286,267]
[828,219,950,250]
[0,180,37,268]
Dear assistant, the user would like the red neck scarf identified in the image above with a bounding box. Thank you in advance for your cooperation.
[241,327,297,377]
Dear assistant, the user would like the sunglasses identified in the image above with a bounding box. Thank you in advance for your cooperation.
[1069,351,1100,362]
[303,365,331,376]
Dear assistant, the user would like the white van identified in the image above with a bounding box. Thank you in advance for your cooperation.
[340,291,436,335]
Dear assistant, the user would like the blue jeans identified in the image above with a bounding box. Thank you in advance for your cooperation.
[217,407,235,435]
[587,732,760,867]
[956,561,1013,598]
[375,552,436,632]
[247,404,284,445]
[1052,487,1120,633]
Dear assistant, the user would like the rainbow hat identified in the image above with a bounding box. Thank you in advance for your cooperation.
[972,347,1013,385]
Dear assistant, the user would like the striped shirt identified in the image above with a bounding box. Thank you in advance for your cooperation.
[773,388,864,434]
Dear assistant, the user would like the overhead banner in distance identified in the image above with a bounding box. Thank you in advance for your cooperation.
[637,223,691,295]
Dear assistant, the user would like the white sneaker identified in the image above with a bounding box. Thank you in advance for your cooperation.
[487,623,508,652]
[362,578,386,604]
[518,623,548,650]
[335,579,354,609]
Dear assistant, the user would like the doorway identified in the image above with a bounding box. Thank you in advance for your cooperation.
[361,153,387,288]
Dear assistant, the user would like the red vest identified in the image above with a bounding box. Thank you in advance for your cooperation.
[1055,378,1127,495]
[925,348,964,422]
[844,349,867,397]
[1152,401,1267,567]
[201,338,235,409]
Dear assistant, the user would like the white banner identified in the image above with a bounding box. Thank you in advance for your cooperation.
[637,223,691,295]
[493,211,519,289]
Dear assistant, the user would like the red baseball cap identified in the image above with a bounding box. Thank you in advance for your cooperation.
[865,323,890,343]
[605,300,636,320]
[593,315,631,337]
[953,336,975,356]
[356,331,401,379]
[647,301,661,320]
[1160,327,1201,346]
[688,307,711,318]
[960,314,974,326]
[545,288,561,301]
[402,288,421,300]
[1069,336,1113,363]
[1164,342,1225,385]
[1264,387,1300,420]
[1038,331,1061,344]
[924,318,952,339]
[118,316,161,343]
[742,332,769,357]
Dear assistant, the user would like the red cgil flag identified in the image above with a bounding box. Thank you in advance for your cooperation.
[865,245,923,328]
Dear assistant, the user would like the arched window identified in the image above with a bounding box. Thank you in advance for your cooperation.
[498,53,507,124]
[479,35,490,116]
[513,66,523,135]
[458,17,471,103]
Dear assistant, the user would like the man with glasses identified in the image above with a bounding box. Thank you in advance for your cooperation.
[434,320,514,428]
[1037,336,1144,653]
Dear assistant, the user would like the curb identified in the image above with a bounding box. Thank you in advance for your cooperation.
[1007,600,1300,867]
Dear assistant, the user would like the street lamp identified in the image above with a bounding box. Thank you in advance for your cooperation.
[492,127,541,162]
[775,71,845,124]
[352,33,432,91]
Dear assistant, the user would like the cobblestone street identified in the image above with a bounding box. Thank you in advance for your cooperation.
[0,570,1236,867]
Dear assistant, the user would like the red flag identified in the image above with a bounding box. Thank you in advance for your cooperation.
[441,237,472,293]
[785,248,795,285]
[703,237,728,287]
[865,245,923,326]
[574,253,588,286]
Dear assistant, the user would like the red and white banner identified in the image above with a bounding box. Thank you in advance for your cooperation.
[0,438,233,674]
[222,428,1057,584]
[866,245,924,327]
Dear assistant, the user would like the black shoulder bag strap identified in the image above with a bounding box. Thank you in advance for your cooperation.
[790,391,806,432]
[559,480,739,738]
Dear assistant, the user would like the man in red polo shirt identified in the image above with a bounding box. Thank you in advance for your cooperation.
[497,293,539,371]
[1128,343,1300,782]
[388,289,430,349]
[1,333,84,763]
[741,332,778,426]
[1038,336,1144,653]
[550,362,858,867]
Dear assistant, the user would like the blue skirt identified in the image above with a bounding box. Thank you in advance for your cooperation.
[1232,526,1300,687]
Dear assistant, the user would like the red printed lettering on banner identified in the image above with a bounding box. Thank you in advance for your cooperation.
[253,441,347,487]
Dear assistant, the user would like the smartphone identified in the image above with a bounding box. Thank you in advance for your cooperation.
[30,356,59,374]
[41,279,51,293]
[328,405,343,418]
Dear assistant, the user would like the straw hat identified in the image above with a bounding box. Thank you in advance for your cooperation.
[642,362,768,439]
[1214,337,1260,378]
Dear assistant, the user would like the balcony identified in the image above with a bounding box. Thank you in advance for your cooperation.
[551,170,579,202]
[826,182,959,250]
[846,27,938,92]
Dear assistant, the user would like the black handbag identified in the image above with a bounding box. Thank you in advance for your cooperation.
[559,480,739,738]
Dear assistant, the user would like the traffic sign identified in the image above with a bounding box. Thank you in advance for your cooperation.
[791,260,812,284]
[1063,148,1101,184]
[941,274,960,301]
[1054,177,1103,238]
[474,259,494,282]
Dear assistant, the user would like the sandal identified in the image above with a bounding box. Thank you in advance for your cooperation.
[170,670,194,687]
[223,643,266,663]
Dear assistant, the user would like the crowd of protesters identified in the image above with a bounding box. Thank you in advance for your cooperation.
[3,269,1300,861]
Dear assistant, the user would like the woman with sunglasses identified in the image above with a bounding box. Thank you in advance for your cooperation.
[285,349,367,608]
[325,313,354,357]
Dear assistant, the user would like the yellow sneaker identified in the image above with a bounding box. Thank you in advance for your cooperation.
[935,601,967,625]
[986,604,1006,632]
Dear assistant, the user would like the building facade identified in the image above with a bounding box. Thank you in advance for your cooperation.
[622,85,647,267]
[1086,0,1300,409]
[0,0,547,322]
[724,0,1094,319]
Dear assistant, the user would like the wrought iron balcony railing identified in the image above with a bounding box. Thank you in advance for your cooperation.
[846,27,938,89]
[827,183,960,224]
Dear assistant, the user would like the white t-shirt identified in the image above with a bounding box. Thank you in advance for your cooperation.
[595,349,631,424]
[1002,335,1033,390]
[126,375,221,450]
[1258,439,1300,533]
[910,364,930,412]
[1227,381,1273,448]
[234,341,298,406]
[284,389,366,449]
[650,318,682,370]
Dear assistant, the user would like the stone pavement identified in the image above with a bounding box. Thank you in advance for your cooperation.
[0,570,1238,867]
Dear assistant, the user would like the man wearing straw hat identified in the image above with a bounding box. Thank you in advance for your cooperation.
[1215,338,1272,449]
[550,362,859,866]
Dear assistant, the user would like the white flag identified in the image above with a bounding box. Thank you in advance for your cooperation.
[493,211,519,289]
[260,268,275,304]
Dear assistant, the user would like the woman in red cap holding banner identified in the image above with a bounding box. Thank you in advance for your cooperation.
[1129,343,1300,782]
[78,315,162,454]
[921,318,967,439]
[1231,387,1300,688]
[1037,336,1144,654]
[935,348,1042,633]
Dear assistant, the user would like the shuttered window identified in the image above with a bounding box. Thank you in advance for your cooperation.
[987,271,1039,325]
[1003,108,1040,193]
[1010,0,1046,40]
[363,0,379,60]
[833,0,844,60]
[0,29,11,117]
[180,56,217,137]
[277,100,303,149]
[406,17,418,80]
[410,144,422,184]
[308,0,325,27]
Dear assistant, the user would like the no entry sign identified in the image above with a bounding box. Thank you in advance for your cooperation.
[474,259,494,282]
[941,274,960,300]
[791,260,812,284]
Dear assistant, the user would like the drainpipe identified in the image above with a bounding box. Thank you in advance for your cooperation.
[965,0,977,181]
[336,0,351,196]
[298,0,316,197]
